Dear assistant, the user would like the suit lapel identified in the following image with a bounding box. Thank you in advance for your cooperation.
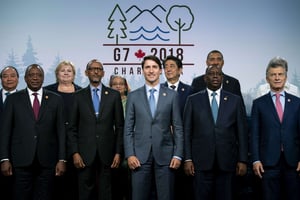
[98,85,110,117]
[38,90,49,120]
[265,93,282,123]
[84,86,97,118]
[142,85,153,118]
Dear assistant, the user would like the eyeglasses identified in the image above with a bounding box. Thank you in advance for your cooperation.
[112,83,125,86]
[88,67,103,72]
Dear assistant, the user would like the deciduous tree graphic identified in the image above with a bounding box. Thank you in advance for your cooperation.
[108,4,127,44]
[166,5,194,45]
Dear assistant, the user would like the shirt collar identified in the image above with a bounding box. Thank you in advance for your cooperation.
[207,88,221,97]
[27,87,43,96]
[167,81,179,89]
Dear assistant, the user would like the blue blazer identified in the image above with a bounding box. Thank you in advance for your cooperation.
[184,89,248,171]
[124,85,184,165]
[250,92,300,167]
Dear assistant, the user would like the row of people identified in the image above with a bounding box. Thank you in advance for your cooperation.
[0,51,299,200]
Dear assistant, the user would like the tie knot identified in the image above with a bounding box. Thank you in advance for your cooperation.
[170,85,176,90]
[149,88,156,94]
[93,88,99,92]
[32,92,38,97]
[5,92,10,96]
[211,92,217,97]
[275,93,281,99]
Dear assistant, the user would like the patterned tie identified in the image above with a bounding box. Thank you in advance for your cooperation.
[149,88,156,117]
[275,93,283,122]
[211,92,218,124]
[32,93,40,120]
[92,88,100,116]
[170,85,176,90]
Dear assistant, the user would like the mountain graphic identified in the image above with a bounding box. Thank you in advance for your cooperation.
[126,5,166,23]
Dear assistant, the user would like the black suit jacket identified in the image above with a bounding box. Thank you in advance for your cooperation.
[0,89,66,167]
[163,82,194,116]
[184,89,248,171]
[68,84,124,166]
[192,73,242,97]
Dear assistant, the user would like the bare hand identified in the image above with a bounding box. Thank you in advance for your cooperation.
[184,161,195,176]
[253,161,264,178]
[111,154,121,168]
[169,158,181,169]
[73,153,86,169]
[236,162,247,176]
[1,161,13,176]
[55,161,66,176]
[127,156,141,170]
[296,161,300,176]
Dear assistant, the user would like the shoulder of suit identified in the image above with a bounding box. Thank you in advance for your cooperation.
[223,73,239,82]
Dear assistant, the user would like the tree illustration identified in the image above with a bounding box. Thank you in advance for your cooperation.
[22,36,41,68]
[166,5,194,45]
[6,49,20,69]
[44,54,61,84]
[107,4,127,44]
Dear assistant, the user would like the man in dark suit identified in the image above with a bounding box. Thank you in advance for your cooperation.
[250,57,300,200]
[184,65,248,200]
[162,55,194,200]
[163,55,194,115]
[0,64,66,200]
[0,66,19,200]
[124,55,184,200]
[191,50,243,98]
[68,59,124,200]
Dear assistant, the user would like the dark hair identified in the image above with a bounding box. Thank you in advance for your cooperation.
[86,59,102,70]
[25,64,44,76]
[207,50,223,60]
[141,55,162,69]
[0,66,19,78]
[109,75,130,96]
[162,55,182,69]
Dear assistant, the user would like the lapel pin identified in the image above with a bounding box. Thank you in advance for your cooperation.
[226,80,229,84]
[224,96,228,101]
[105,91,108,95]
[181,88,185,91]
[163,93,167,96]
[287,98,291,102]
[45,96,49,99]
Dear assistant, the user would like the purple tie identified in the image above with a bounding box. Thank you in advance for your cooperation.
[275,93,283,122]
[32,93,40,120]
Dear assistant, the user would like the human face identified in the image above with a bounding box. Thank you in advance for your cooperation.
[1,68,19,91]
[164,59,182,83]
[25,66,44,91]
[143,59,162,86]
[206,52,224,69]
[204,66,223,91]
[111,76,126,96]
[85,62,104,87]
[266,66,287,92]
[57,64,74,84]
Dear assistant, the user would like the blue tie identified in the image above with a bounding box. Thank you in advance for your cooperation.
[92,88,100,116]
[211,92,218,123]
[149,88,156,117]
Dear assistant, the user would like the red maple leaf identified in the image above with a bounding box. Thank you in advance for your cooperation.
[135,49,145,59]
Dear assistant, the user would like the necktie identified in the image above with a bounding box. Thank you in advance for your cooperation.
[149,88,156,117]
[275,93,283,122]
[211,92,218,124]
[92,88,100,116]
[5,92,10,96]
[32,93,40,120]
[170,85,176,90]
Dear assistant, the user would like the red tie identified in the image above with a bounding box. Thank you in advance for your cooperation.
[275,93,283,122]
[32,93,40,120]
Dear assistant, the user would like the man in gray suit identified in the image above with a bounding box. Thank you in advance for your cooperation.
[124,55,184,200]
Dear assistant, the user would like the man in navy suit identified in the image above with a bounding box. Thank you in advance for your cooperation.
[163,55,194,200]
[68,59,124,200]
[124,55,184,200]
[0,66,19,200]
[184,65,248,200]
[0,64,66,200]
[163,55,194,115]
[250,57,300,200]
[191,50,243,99]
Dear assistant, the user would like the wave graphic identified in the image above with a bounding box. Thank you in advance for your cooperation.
[129,26,170,41]
[130,26,170,34]
[130,34,169,41]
